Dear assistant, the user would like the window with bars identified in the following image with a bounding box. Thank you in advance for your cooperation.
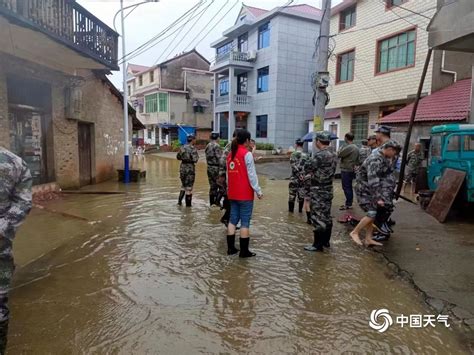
[377,29,416,73]
[350,113,368,142]
[336,50,355,83]
[339,5,356,31]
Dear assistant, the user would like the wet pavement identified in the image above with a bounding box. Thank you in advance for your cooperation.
[8,155,472,353]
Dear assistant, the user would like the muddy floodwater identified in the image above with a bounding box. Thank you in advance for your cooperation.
[8,156,470,353]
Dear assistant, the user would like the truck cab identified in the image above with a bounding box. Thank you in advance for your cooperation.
[428,124,474,202]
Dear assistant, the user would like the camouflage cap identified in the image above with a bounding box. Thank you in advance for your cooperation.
[210,132,220,140]
[375,125,392,135]
[381,140,401,152]
[187,134,196,142]
[315,131,332,143]
[295,138,304,146]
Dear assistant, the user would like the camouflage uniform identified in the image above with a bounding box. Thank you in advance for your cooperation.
[0,147,32,352]
[405,150,423,183]
[176,144,199,192]
[358,145,372,165]
[288,149,307,204]
[355,150,394,218]
[217,142,232,224]
[205,141,223,205]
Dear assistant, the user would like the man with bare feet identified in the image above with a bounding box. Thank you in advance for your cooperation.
[350,140,401,247]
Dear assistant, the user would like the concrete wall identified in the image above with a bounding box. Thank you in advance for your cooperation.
[161,52,210,90]
[431,50,474,92]
[327,0,437,109]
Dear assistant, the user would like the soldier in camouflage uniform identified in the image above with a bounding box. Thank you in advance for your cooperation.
[404,143,423,189]
[350,140,401,247]
[205,132,223,206]
[177,135,199,207]
[288,139,307,213]
[0,147,32,353]
[303,132,337,252]
[358,139,372,165]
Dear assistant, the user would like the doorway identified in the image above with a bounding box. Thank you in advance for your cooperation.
[78,123,92,187]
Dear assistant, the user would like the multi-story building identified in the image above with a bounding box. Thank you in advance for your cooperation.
[210,4,321,148]
[0,0,135,188]
[326,0,474,145]
[127,50,213,146]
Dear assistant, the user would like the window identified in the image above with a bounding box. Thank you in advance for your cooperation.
[256,115,268,138]
[238,33,248,53]
[447,135,460,152]
[237,73,248,95]
[159,93,168,112]
[127,85,131,94]
[150,71,154,83]
[386,0,408,8]
[139,75,143,86]
[258,22,270,49]
[219,79,229,96]
[210,89,214,102]
[217,42,233,58]
[257,67,269,93]
[145,93,158,113]
[377,29,416,73]
[148,129,153,140]
[464,135,474,151]
[336,50,355,83]
[430,135,441,159]
[350,113,368,142]
[339,5,356,31]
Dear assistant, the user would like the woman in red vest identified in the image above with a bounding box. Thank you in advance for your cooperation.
[226,129,263,258]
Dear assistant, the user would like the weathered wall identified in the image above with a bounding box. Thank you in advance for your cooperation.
[160,52,209,89]
[0,64,9,149]
[431,50,474,92]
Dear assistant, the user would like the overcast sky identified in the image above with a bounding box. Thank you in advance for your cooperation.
[78,0,343,88]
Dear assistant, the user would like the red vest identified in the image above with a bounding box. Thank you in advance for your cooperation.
[227,145,254,201]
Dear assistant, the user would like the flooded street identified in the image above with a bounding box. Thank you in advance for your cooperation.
[8,156,469,354]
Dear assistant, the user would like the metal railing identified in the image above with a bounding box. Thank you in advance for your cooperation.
[0,0,119,69]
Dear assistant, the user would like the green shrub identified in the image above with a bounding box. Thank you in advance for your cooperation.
[171,139,181,150]
[219,140,228,148]
[256,143,274,150]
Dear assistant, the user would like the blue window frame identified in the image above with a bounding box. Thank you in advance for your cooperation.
[217,42,233,57]
[256,115,268,138]
[219,79,229,96]
[258,22,270,49]
[257,67,269,93]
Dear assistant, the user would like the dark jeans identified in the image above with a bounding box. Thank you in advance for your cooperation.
[341,171,355,207]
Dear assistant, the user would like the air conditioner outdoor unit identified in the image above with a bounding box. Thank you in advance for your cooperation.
[247,50,257,61]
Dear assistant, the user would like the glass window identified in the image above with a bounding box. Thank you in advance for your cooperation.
[387,0,407,7]
[145,93,158,113]
[150,71,154,83]
[127,85,131,94]
[337,50,355,82]
[217,42,233,57]
[257,66,269,93]
[238,33,248,53]
[237,73,248,95]
[447,135,461,151]
[256,115,268,138]
[148,129,152,140]
[210,89,214,102]
[430,135,441,158]
[377,29,416,73]
[464,135,474,151]
[339,5,356,31]
[219,79,229,96]
[350,113,368,142]
[139,75,143,86]
[158,93,168,112]
[258,22,270,49]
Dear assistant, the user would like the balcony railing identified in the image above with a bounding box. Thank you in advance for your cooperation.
[215,94,251,107]
[215,50,252,65]
[216,95,229,105]
[0,0,119,69]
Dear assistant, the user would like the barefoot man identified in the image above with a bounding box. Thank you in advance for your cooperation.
[350,140,401,246]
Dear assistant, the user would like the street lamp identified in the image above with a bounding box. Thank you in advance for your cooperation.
[117,0,159,183]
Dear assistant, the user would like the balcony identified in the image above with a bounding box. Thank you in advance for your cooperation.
[210,51,255,73]
[0,0,119,70]
[215,94,251,113]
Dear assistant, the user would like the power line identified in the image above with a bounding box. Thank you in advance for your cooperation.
[380,0,430,30]
[387,2,433,20]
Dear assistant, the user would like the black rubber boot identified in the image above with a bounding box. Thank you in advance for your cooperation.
[226,235,239,255]
[0,320,8,355]
[288,201,295,213]
[239,238,256,258]
[323,223,333,248]
[178,190,185,206]
[298,200,304,213]
[209,193,215,206]
[185,194,192,207]
[304,228,324,252]
[306,212,312,225]
[221,198,230,226]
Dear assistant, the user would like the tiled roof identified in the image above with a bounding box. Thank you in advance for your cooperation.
[128,64,150,74]
[381,79,472,124]
[243,5,268,18]
[287,4,322,17]
[325,109,341,119]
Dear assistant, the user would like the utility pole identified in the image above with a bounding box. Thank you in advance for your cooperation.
[312,0,331,133]
[120,0,130,184]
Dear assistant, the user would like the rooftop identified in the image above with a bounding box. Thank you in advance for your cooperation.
[380,79,472,124]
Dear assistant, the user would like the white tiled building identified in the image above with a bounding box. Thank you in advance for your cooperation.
[210,4,322,148]
[326,0,473,143]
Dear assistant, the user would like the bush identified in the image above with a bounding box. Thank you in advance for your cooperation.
[171,139,181,150]
[219,140,228,148]
[256,143,274,150]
